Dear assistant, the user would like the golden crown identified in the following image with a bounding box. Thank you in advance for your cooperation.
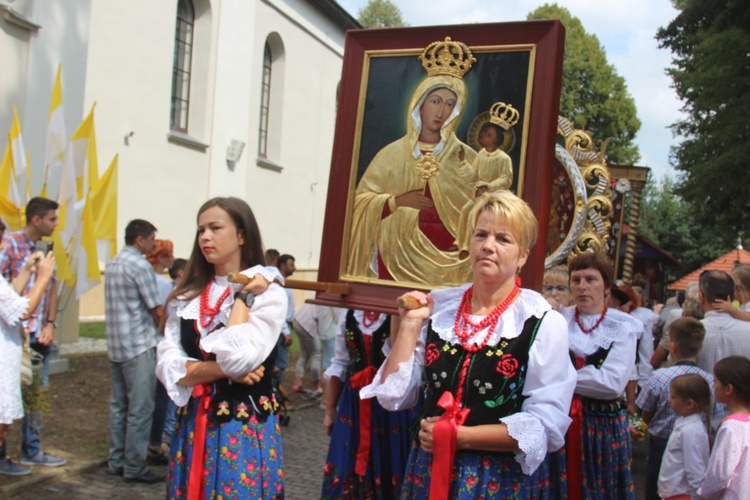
[419,37,476,79]
[489,102,520,130]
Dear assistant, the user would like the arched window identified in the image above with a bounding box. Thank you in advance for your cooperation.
[171,0,195,132]
[258,43,272,157]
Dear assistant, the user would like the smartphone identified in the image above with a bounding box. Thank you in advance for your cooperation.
[36,240,54,255]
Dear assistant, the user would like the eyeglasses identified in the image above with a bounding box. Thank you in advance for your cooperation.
[542,285,569,293]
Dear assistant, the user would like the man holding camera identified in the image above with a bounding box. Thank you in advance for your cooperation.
[0,197,65,476]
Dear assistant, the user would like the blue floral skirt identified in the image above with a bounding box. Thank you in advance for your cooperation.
[167,399,284,499]
[579,410,634,499]
[322,380,417,499]
[401,444,557,499]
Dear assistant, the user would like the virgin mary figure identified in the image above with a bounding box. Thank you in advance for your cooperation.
[346,38,478,286]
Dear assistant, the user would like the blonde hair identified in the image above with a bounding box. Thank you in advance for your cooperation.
[544,265,569,282]
[731,264,750,304]
[469,191,538,254]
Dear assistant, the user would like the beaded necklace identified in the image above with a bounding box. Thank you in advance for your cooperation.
[453,284,520,352]
[362,311,380,328]
[199,280,231,328]
[574,306,608,334]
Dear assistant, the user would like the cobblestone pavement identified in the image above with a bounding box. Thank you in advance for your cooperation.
[10,404,329,499]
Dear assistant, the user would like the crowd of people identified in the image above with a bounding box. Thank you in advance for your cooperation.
[2,191,750,499]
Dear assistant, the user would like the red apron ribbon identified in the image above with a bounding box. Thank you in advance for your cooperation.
[566,356,586,500]
[429,391,470,500]
[350,365,378,477]
[188,383,212,500]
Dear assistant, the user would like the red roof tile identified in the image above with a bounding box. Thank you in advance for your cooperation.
[667,248,750,291]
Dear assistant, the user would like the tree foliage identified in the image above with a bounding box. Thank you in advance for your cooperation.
[640,172,742,282]
[656,0,750,236]
[357,0,407,29]
[527,4,641,165]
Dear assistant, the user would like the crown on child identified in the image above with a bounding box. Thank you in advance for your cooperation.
[419,37,476,79]
[489,102,520,130]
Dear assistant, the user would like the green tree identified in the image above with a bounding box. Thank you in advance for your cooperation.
[357,0,407,28]
[528,4,641,164]
[656,0,750,236]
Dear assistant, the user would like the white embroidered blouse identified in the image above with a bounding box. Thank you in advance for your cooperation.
[360,285,577,475]
[156,266,288,407]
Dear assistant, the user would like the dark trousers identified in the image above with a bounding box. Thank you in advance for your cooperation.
[646,434,669,500]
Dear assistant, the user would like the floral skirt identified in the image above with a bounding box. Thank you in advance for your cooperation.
[579,410,634,499]
[401,444,558,499]
[167,398,284,500]
[322,380,417,499]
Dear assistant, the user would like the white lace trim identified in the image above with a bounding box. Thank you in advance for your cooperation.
[176,266,282,331]
[359,354,414,411]
[562,306,643,354]
[501,412,546,474]
[200,323,253,355]
[352,310,388,335]
[429,286,552,347]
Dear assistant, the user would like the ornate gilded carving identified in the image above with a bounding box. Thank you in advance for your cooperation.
[546,117,613,267]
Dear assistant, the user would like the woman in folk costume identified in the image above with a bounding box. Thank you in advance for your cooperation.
[562,252,642,499]
[322,310,418,498]
[156,197,288,500]
[361,191,576,499]
[346,37,479,286]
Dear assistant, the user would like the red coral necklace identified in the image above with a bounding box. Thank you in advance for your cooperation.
[362,311,380,328]
[453,284,520,353]
[200,280,231,328]
[575,306,608,334]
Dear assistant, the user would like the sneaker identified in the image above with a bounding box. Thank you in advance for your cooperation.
[20,451,68,467]
[0,458,31,476]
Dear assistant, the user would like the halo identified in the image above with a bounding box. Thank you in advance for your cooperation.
[467,111,516,153]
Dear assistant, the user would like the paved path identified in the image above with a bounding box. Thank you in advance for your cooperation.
[9,404,329,499]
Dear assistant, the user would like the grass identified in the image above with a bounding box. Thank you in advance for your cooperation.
[79,321,105,339]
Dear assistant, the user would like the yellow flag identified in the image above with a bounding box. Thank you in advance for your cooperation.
[0,145,22,222]
[70,103,99,200]
[90,155,118,260]
[47,230,73,282]
[43,64,67,192]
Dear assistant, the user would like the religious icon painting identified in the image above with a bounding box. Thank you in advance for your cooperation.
[316,21,565,313]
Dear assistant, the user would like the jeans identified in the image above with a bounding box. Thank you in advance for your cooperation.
[321,338,335,374]
[162,399,177,446]
[108,348,156,478]
[0,336,49,460]
[274,335,288,385]
[149,379,169,447]
[645,434,669,500]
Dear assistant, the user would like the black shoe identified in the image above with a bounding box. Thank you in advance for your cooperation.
[123,470,165,484]
[107,466,124,476]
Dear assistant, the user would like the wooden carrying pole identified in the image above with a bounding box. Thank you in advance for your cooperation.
[227,273,350,295]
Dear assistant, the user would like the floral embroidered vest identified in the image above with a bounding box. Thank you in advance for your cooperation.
[569,343,622,415]
[180,317,280,421]
[421,313,545,427]
[344,310,391,376]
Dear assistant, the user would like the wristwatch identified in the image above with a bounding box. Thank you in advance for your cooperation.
[233,291,255,308]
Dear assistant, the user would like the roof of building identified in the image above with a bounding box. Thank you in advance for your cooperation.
[667,246,750,291]
[619,224,682,266]
[310,0,361,31]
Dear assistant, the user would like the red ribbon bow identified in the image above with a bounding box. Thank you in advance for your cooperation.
[187,383,212,500]
[429,391,470,500]
[349,365,378,477]
[565,357,586,500]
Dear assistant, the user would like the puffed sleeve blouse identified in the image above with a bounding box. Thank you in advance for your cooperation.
[360,285,577,474]
[324,309,387,381]
[156,266,288,407]
[562,306,641,400]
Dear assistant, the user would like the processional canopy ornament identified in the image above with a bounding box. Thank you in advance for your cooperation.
[419,37,476,79]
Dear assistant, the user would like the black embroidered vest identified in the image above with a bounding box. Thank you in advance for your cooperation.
[421,313,545,427]
[180,317,280,422]
[570,343,623,416]
[343,310,391,376]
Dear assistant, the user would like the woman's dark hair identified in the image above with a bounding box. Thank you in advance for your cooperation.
[567,252,614,288]
[714,356,750,406]
[171,197,265,302]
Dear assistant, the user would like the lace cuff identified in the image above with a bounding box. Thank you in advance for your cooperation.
[360,354,417,411]
[501,412,547,475]
[323,363,347,381]
[159,358,193,407]
[0,295,28,327]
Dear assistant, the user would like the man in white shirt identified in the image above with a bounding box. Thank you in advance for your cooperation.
[696,270,750,373]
